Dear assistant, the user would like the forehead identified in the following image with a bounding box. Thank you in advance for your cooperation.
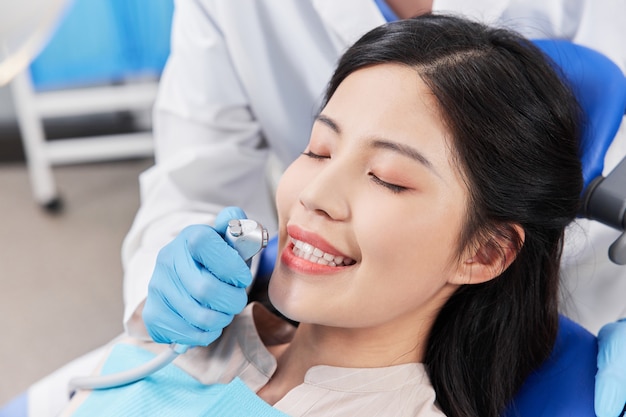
[325,63,446,135]
[323,63,461,179]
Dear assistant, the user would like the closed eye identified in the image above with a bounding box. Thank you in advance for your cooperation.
[302,150,330,160]
[369,173,408,194]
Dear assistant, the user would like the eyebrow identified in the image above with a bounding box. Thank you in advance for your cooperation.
[369,139,436,173]
[316,114,340,133]
[315,114,438,175]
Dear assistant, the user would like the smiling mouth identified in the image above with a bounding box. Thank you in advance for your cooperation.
[290,238,356,267]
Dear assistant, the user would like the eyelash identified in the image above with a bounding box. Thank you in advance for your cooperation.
[302,150,408,194]
[301,150,329,160]
[369,173,408,194]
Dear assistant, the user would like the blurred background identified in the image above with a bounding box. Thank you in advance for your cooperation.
[0,0,173,405]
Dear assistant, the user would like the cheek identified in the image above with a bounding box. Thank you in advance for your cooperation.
[357,199,464,278]
[275,161,304,219]
[354,219,460,321]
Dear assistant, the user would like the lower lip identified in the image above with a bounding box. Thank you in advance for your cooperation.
[280,244,351,275]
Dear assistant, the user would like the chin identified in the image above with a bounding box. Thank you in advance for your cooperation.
[267,286,301,322]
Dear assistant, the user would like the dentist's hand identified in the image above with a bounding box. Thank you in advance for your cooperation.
[595,319,626,417]
[143,207,252,347]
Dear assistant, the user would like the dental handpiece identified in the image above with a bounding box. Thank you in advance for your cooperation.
[225,219,269,265]
[68,219,268,393]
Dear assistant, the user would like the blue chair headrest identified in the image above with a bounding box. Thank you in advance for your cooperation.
[534,39,626,189]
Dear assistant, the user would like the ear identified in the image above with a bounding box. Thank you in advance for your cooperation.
[449,224,525,285]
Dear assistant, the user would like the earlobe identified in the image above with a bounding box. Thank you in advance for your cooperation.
[451,224,525,285]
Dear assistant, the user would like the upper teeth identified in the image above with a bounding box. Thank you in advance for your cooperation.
[291,238,355,266]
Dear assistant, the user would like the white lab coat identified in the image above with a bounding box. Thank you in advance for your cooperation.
[122,0,626,335]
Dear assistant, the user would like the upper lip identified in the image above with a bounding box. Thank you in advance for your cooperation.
[286,224,351,258]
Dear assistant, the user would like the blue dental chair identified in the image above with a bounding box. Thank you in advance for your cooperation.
[499,39,626,417]
[252,40,626,417]
[537,40,626,266]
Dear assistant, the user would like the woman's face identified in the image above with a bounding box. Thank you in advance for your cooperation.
[270,64,470,332]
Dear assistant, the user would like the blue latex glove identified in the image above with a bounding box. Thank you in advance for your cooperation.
[143,207,253,347]
[596,318,626,417]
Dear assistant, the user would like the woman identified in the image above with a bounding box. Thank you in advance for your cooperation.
[65,14,583,417]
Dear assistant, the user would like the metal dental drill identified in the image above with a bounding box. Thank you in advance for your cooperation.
[68,219,268,393]
[225,219,269,266]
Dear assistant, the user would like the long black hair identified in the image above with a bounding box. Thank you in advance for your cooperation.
[323,14,583,417]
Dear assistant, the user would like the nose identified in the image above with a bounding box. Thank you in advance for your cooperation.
[298,157,351,221]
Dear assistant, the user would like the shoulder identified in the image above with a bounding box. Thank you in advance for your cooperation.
[277,363,446,416]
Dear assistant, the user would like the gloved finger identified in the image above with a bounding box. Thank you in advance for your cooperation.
[595,371,626,417]
[163,232,249,313]
[178,266,249,315]
[183,225,252,288]
[156,240,248,315]
[149,272,236,333]
[595,319,626,417]
[144,282,234,345]
[144,302,226,346]
[171,292,236,332]
[214,206,247,235]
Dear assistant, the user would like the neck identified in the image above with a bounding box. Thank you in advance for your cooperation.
[257,315,432,405]
[290,321,427,367]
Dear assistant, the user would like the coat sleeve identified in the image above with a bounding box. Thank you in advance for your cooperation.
[121,0,276,336]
